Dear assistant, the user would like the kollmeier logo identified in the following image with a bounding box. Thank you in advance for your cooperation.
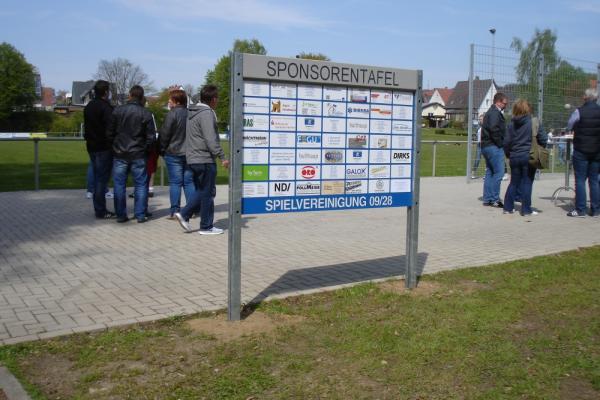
[301,166,317,179]
[324,151,343,163]
[346,166,367,178]
[298,135,321,144]
[296,182,321,195]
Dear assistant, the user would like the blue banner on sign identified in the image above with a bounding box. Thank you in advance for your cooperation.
[242,193,412,215]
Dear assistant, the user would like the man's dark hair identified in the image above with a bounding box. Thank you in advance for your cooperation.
[493,92,507,104]
[169,89,187,106]
[93,80,110,98]
[200,84,218,104]
[129,85,145,102]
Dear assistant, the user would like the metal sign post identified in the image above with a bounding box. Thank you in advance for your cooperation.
[228,53,421,319]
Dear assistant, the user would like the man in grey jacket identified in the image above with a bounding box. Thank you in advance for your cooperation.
[175,84,229,235]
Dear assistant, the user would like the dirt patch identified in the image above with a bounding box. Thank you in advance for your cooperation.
[559,376,600,400]
[19,353,79,400]
[0,389,7,400]
[378,279,443,296]
[186,311,305,342]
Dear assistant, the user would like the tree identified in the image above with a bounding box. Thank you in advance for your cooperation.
[94,58,154,100]
[204,39,267,130]
[0,42,36,120]
[296,52,330,61]
[511,28,560,85]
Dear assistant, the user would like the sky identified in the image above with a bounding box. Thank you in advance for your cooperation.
[2,0,599,93]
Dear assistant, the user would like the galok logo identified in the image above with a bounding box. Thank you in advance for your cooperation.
[301,166,317,179]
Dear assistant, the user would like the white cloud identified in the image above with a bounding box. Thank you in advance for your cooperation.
[114,0,329,29]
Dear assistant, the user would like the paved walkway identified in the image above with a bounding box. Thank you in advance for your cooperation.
[1,175,598,345]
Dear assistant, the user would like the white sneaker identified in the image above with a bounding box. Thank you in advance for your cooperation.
[105,191,114,199]
[198,227,224,235]
[86,192,93,199]
[174,212,192,232]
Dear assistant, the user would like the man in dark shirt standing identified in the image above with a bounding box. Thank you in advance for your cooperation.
[83,80,115,219]
[481,92,508,207]
[107,85,156,223]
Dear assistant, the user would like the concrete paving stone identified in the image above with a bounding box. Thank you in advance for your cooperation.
[2,335,40,345]
[38,329,74,340]
[71,324,107,334]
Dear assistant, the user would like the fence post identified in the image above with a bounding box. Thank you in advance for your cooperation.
[597,64,600,106]
[466,44,475,183]
[34,138,40,191]
[432,141,437,177]
[537,54,545,123]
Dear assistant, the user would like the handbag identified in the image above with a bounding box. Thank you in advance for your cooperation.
[529,117,549,169]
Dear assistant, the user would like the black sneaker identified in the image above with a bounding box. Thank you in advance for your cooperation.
[145,212,153,217]
[137,217,149,223]
[116,216,130,223]
[128,192,135,198]
[566,210,585,218]
[483,201,493,207]
[493,201,504,208]
[96,211,116,219]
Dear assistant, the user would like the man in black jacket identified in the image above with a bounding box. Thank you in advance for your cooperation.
[84,80,114,219]
[566,88,600,217]
[107,85,156,223]
[481,92,508,207]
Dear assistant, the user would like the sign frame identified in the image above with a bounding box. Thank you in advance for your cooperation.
[228,53,422,320]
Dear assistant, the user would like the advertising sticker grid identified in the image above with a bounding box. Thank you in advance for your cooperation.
[242,81,415,214]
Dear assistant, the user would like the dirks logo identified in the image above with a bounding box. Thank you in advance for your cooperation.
[393,152,411,160]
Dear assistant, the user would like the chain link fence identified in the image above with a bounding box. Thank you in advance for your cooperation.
[467,44,599,180]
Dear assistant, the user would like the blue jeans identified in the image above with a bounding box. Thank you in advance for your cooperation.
[88,151,113,217]
[482,145,505,203]
[180,163,217,230]
[86,161,94,193]
[504,156,535,214]
[112,158,148,220]
[164,154,195,215]
[572,149,600,215]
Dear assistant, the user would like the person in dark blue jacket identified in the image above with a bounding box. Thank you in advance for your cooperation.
[503,99,547,216]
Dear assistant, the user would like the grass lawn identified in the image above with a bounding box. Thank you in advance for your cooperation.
[1,247,599,399]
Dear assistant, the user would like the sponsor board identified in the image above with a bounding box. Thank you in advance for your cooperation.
[392,150,412,163]
[345,179,368,194]
[393,91,413,105]
[323,86,347,101]
[391,164,412,178]
[324,102,346,117]
[391,179,411,193]
[243,132,269,147]
[370,104,392,119]
[298,84,322,100]
[269,165,295,180]
[348,88,369,103]
[370,135,390,149]
[392,105,413,120]
[243,182,268,198]
[346,105,370,118]
[369,164,390,178]
[297,116,322,132]
[322,133,345,148]
[270,116,296,131]
[370,119,392,134]
[370,90,392,104]
[369,149,391,164]
[348,134,367,148]
[392,135,412,149]
[243,165,269,181]
[243,97,269,114]
[270,132,295,148]
[297,134,322,148]
[321,164,345,179]
[271,83,296,98]
[243,114,269,130]
[368,179,390,193]
[346,149,368,164]
[297,149,321,163]
[243,148,269,164]
[392,120,413,134]
[296,181,321,195]
[244,81,269,97]
[298,100,321,116]
[296,165,321,180]
[269,149,295,164]
[347,118,369,133]
[322,181,345,195]
[323,150,344,163]
[346,165,368,179]
[270,98,297,114]
[323,118,345,133]
[269,181,295,197]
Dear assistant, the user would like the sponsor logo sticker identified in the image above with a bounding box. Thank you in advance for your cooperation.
[243,165,268,181]
[301,166,317,179]
[322,181,345,195]
[324,150,344,163]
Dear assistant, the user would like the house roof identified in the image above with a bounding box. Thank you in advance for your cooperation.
[71,80,95,106]
[422,89,434,104]
[436,88,453,104]
[446,78,495,110]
